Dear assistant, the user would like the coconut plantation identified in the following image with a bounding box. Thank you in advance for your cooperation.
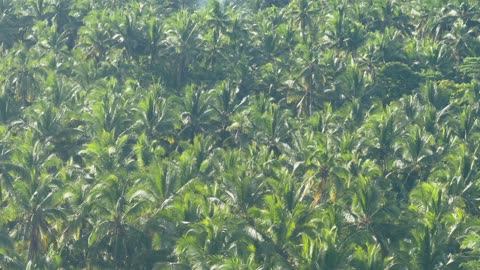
[2,0,480,269]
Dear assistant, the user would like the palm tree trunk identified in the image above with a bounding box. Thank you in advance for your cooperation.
[177,54,187,89]
[0,178,2,202]
[28,226,40,262]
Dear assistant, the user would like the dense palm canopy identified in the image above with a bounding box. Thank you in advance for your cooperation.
[2,0,480,268]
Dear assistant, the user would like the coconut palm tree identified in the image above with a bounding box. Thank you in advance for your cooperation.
[178,84,216,142]
[134,90,177,142]
[334,63,372,107]
[111,10,147,63]
[360,106,405,176]
[6,137,65,266]
[286,0,318,45]
[286,44,325,116]
[297,205,355,269]
[323,5,367,57]
[210,80,247,144]
[86,172,150,269]
[405,182,464,269]
[145,17,163,68]
[162,9,200,89]
[394,125,435,198]
[76,9,115,62]
[350,242,394,270]
[3,45,47,106]
[201,0,232,74]
[348,174,406,257]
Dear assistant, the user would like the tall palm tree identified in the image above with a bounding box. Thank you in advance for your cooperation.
[334,63,372,106]
[6,137,65,266]
[394,125,435,198]
[286,44,325,116]
[3,45,47,106]
[348,174,405,257]
[145,17,163,68]
[174,211,257,269]
[202,0,232,73]
[367,28,408,64]
[360,106,405,176]
[440,18,480,65]
[251,99,292,155]
[438,143,480,216]
[162,9,200,89]
[86,86,135,137]
[30,20,72,74]
[405,182,462,269]
[367,0,414,35]
[286,0,318,45]
[134,91,177,142]
[86,172,150,269]
[210,81,247,144]
[76,9,114,62]
[178,84,216,142]
[323,5,366,57]
[416,38,453,78]
[298,205,355,269]
[111,10,146,62]
[59,169,94,269]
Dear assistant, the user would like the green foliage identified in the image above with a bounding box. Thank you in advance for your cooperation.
[2,0,480,268]
[460,57,480,80]
[374,62,423,103]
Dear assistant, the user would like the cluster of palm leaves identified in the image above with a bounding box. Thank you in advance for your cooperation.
[2,0,480,269]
